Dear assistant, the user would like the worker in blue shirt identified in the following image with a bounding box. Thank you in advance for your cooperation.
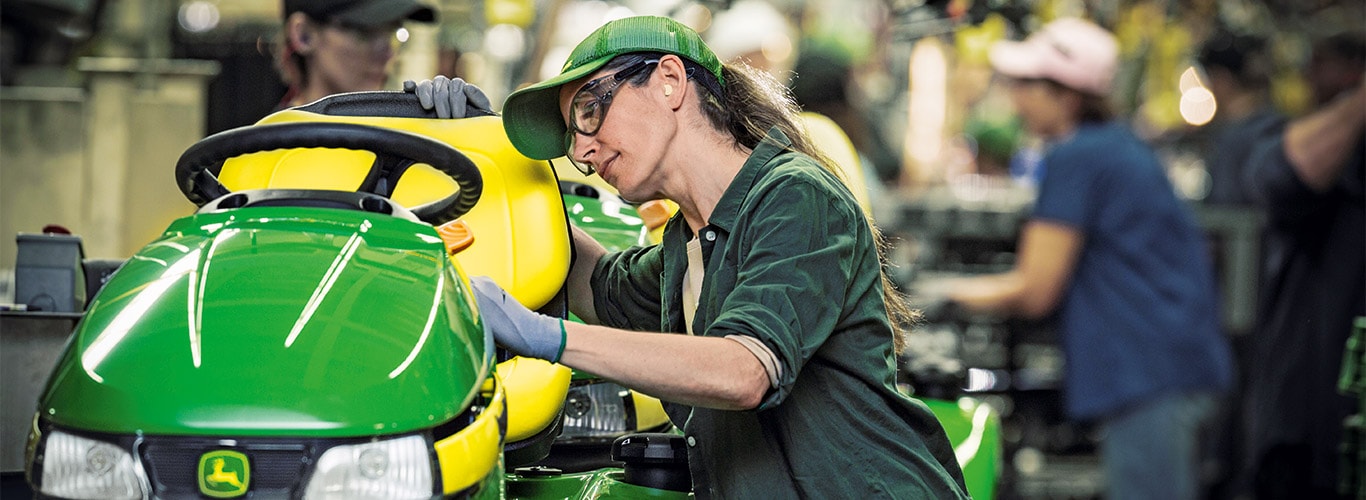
[945,17,1234,500]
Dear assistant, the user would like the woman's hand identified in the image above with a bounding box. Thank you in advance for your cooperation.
[402,75,494,118]
[468,276,565,362]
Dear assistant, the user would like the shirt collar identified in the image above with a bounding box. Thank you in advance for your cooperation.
[707,127,793,232]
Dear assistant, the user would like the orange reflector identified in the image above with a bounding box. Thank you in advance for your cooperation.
[437,220,475,255]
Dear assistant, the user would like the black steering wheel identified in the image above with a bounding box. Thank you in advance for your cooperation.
[175,121,482,225]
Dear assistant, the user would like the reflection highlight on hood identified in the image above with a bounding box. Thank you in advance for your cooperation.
[190,228,242,367]
[389,276,444,379]
[82,247,203,383]
[285,221,370,349]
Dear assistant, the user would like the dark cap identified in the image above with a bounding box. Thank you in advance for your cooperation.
[1197,31,1270,87]
[284,0,436,27]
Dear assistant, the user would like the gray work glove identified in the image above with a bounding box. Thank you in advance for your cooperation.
[469,276,566,363]
[402,75,493,119]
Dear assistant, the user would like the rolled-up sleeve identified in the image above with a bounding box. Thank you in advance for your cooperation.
[705,177,864,410]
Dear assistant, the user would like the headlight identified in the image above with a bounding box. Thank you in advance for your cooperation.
[38,430,149,500]
[561,382,635,439]
[303,434,433,500]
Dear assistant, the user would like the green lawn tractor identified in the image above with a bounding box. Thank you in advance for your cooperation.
[24,91,997,499]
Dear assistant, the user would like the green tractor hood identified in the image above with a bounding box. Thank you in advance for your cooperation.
[38,207,490,438]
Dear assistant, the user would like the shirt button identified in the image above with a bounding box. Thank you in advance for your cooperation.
[703,231,715,242]
[686,436,697,447]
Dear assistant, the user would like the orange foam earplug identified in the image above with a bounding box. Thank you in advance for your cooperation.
[637,199,675,230]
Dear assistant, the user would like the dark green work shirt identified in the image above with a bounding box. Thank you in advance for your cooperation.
[592,128,968,499]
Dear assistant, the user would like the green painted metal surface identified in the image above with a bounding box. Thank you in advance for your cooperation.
[507,468,693,499]
[38,207,489,437]
[563,195,650,252]
[463,470,505,500]
[922,397,1002,499]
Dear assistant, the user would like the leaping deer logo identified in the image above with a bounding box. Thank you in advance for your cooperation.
[205,457,243,488]
[198,450,249,497]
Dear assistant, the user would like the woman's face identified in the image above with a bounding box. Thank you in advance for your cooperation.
[558,59,673,201]
[1004,77,1071,139]
[306,21,401,96]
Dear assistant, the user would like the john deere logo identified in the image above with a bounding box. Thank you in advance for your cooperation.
[198,450,250,498]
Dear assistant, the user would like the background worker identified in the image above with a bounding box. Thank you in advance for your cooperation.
[943,17,1234,500]
[275,0,434,109]
[1239,32,1365,499]
[1196,30,1284,206]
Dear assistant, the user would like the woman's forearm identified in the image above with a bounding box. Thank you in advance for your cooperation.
[560,321,770,410]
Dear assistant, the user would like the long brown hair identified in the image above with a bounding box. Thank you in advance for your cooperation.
[607,52,918,354]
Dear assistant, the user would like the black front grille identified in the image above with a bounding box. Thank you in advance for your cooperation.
[34,418,455,499]
[140,436,320,499]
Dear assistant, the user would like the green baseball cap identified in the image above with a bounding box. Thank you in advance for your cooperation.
[502,16,725,160]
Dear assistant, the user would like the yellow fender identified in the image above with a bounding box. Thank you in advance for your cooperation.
[630,391,671,431]
[433,372,507,495]
[496,356,573,442]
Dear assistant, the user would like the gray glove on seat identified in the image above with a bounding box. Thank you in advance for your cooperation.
[402,75,494,119]
[469,276,565,363]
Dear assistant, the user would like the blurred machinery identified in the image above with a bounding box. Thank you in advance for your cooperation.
[890,181,1099,498]
[1,0,108,86]
[1,0,218,273]
[1340,318,1366,498]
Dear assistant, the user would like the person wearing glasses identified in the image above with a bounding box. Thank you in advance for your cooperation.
[275,0,436,109]
[453,15,968,498]
[942,18,1233,499]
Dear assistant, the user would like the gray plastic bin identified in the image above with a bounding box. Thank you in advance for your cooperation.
[13,233,86,312]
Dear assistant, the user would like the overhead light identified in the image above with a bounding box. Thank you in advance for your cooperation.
[178,1,220,33]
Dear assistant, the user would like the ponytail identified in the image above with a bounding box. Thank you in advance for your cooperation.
[703,61,919,355]
[607,52,919,354]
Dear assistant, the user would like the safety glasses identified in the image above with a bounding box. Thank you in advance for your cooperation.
[563,59,660,175]
[325,20,403,49]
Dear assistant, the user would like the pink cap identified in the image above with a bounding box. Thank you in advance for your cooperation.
[989,18,1119,96]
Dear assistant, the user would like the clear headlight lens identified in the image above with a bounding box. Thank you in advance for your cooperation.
[561,382,632,439]
[39,430,148,500]
[303,434,433,500]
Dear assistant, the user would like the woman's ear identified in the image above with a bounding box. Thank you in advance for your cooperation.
[656,55,689,108]
[285,13,316,54]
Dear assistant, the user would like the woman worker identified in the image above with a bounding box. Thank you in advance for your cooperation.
[465,15,968,499]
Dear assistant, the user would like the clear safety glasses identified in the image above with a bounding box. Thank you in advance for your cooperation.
[563,59,660,175]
